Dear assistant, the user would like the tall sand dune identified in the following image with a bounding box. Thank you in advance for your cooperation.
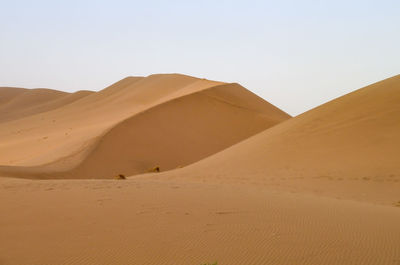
[160,75,400,205]
[0,74,290,179]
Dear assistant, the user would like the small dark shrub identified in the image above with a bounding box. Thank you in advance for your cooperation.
[148,166,160,173]
[114,174,126,180]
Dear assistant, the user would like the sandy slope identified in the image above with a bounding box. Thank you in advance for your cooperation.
[0,74,290,178]
[155,74,400,206]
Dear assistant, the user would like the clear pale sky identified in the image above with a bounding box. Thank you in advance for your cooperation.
[1,0,399,115]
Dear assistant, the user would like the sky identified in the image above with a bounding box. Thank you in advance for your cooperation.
[1,0,399,115]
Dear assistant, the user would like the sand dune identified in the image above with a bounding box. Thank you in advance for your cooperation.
[0,74,290,178]
[158,74,400,205]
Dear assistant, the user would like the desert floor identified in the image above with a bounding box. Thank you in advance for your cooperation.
[1,174,400,265]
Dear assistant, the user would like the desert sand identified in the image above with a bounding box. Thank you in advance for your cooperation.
[0,74,399,265]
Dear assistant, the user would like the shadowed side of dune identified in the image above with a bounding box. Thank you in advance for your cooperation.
[68,83,290,178]
[0,83,290,179]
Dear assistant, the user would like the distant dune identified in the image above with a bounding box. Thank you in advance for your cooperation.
[0,74,290,179]
[0,87,93,123]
